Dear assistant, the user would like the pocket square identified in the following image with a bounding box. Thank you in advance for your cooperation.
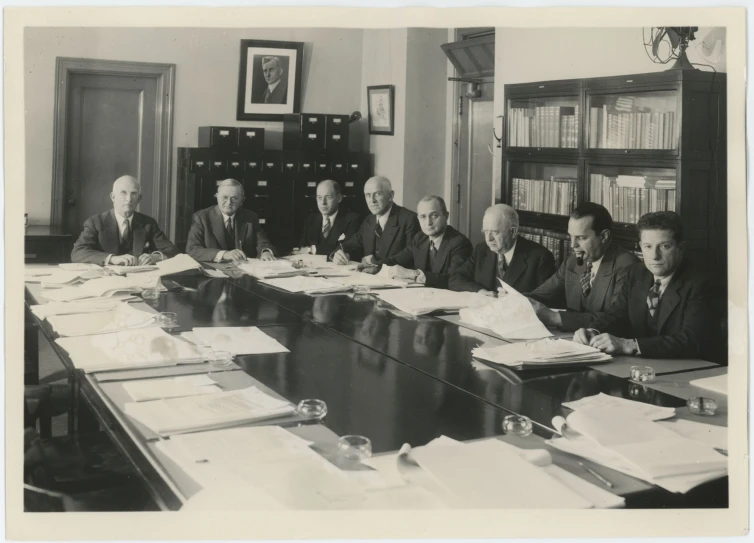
[338,233,346,241]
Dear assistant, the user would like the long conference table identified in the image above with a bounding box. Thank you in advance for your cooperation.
[24,265,729,511]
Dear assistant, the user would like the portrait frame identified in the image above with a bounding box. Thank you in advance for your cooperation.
[236,39,304,121]
[367,84,395,135]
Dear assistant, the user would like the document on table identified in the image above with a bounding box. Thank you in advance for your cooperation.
[563,393,676,421]
[25,270,82,286]
[690,373,727,395]
[41,274,160,302]
[472,338,611,370]
[155,253,203,276]
[55,327,204,373]
[237,259,311,279]
[330,270,413,289]
[58,263,101,272]
[657,419,727,451]
[47,302,156,337]
[124,387,295,436]
[30,298,124,319]
[260,276,349,294]
[105,264,158,275]
[191,326,290,355]
[459,282,552,340]
[375,288,493,316]
[122,374,221,402]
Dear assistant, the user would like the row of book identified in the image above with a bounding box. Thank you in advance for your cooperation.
[508,106,578,148]
[511,177,579,216]
[589,174,676,224]
[518,226,571,266]
[589,107,677,150]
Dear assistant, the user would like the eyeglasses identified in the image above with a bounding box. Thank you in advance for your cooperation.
[219,196,242,203]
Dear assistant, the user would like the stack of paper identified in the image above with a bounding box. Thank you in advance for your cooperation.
[473,338,611,370]
[25,269,105,286]
[30,299,124,319]
[105,264,158,275]
[548,403,727,493]
[460,282,552,339]
[122,374,222,402]
[192,326,290,356]
[563,393,676,420]
[40,274,160,302]
[375,288,492,316]
[690,374,727,395]
[47,302,156,337]
[238,259,311,279]
[124,386,295,436]
[55,327,204,373]
[155,253,203,276]
[328,270,413,290]
[260,276,349,294]
[59,263,101,272]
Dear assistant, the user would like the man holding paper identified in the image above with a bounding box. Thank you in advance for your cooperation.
[448,204,555,296]
[186,179,277,263]
[574,212,714,360]
[525,203,639,331]
[71,175,178,265]
[361,195,472,288]
[293,180,361,256]
[331,176,420,266]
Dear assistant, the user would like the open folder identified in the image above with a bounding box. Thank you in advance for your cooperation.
[472,338,611,370]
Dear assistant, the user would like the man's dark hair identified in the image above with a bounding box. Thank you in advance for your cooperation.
[571,202,612,235]
[637,211,684,243]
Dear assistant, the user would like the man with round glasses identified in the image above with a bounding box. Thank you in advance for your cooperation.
[293,179,361,256]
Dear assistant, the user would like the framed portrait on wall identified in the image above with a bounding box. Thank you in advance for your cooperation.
[236,39,304,121]
[367,84,395,135]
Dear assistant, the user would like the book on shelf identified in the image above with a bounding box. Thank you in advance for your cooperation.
[519,226,570,266]
[589,107,676,150]
[589,174,676,224]
[511,177,578,216]
[508,106,578,148]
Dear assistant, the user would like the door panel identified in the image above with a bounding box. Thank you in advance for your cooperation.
[64,73,158,239]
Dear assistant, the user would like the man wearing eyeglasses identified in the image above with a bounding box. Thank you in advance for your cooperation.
[186,178,277,263]
[292,179,361,256]
[360,195,472,288]
[449,204,555,295]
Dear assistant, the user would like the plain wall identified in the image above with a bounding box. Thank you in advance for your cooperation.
[24,27,365,233]
[402,28,448,212]
[491,26,727,200]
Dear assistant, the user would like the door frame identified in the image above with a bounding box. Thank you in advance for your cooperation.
[50,57,176,235]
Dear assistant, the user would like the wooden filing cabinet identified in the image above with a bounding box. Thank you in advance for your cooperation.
[25,225,72,264]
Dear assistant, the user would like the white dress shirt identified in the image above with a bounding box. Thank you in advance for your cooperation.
[376,205,393,231]
[104,212,134,265]
[586,254,605,286]
[309,211,338,254]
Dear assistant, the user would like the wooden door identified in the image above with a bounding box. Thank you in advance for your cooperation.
[51,58,175,239]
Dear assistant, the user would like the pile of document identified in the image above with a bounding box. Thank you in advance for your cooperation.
[260,276,350,294]
[124,386,296,436]
[690,373,727,395]
[191,326,290,356]
[459,282,552,339]
[105,264,158,275]
[238,259,311,279]
[47,302,156,337]
[123,374,222,402]
[40,274,161,303]
[55,327,204,373]
[30,298,127,320]
[472,338,611,370]
[25,267,106,286]
[548,393,727,493]
[375,288,492,316]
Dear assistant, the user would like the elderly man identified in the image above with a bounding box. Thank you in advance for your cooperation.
[71,175,177,265]
[449,204,555,295]
[293,179,361,256]
[526,202,639,331]
[252,56,288,104]
[186,178,276,263]
[331,176,419,265]
[362,195,472,289]
[574,211,714,360]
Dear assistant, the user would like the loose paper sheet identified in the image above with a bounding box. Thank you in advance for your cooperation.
[191,326,290,355]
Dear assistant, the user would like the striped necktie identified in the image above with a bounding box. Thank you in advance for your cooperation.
[120,219,131,247]
[497,254,507,279]
[647,280,662,317]
[581,262,593,297]
[322,216,332,239]
[429,241,438,267]
[225,218,234,247]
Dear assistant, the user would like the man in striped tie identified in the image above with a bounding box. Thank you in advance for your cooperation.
[574,212,716,360]
[293,180,361,256]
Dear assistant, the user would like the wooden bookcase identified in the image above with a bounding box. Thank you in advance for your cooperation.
[501,70,727,276]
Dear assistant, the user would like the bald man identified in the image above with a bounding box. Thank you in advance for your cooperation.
[71,175,177,265]
[449,204,555,295]
[294,180,361,256]
[331,176,420,265]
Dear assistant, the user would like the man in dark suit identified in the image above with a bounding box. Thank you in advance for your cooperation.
[293,179,361,256]
[331,176,420,265]
[448,204,555,295]
[526,202,639,331]
[71,175,177,265]
[186,178,277,263]
[364,195,472,289]
[574,211,713,360]
[251,56,288,105]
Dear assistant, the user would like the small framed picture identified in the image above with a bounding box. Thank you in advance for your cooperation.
[367,85,395,135]
[237,39,304,121]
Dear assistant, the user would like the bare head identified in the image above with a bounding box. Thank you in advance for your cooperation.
[363,176,394,216]
[316,179,342,216]
[481,204,519,254]
[215,178,245,216]
[110,175,141,218]
[416,195,448,239]
[262,56,283,85]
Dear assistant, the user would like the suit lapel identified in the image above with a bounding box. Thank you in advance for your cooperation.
[503,238,527,286]
[103,210,120,255]
[482,246,498,288]
[131,214,146,256]
[379,206,400,256]
[364,214,377,254]
[588,243,618,309]
[235,212,250,249]
[211,206,229,249]
[431,232,451,273]
[657,268,685,333]
[630,269,653,336]
[416,236,430,270]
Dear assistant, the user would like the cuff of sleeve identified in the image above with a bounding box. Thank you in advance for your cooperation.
[214,251,225,263]
[262,248,273,256]
[633,338,642,356]
[310,245,316,255]
[151,251,165,262]
[415,270,426,284]
[104,254,113,265]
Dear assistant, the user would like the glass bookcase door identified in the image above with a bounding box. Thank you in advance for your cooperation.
[587,90,680,151]
[587,164,677,224]
[508,162,579,216]
[507,96,579,149]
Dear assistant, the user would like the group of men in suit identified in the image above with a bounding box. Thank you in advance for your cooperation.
[71,173,720,362]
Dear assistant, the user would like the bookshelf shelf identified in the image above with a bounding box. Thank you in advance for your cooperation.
[501,70,726,274]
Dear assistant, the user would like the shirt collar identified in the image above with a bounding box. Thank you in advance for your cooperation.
[429,230,446,249]
[376,205,393,227]
[268,79,281,93]
[221,211,235,223]
[323,210,338,223]
[502,239,517,265]
[113,210,133,226]
[588,253,605,276]
[653,272,675,294]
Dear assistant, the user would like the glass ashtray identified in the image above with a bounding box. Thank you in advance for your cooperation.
[141,287,160,301]
[337,435,372,461]
[156,311,178,328]
[630,365,656,383]
[208,350,234,368]
[295,399,328,420]
[502,414,533,437]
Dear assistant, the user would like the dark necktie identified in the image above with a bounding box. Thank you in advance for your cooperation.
[497,254,507,279]
[429,241,438,267]
[581,262,593,297]
[647,280,662,317]
[264,88,272,103]
[375,219,383,239]
[322,216,332,239]
[225,217,234,248]
[121,219,131,247]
